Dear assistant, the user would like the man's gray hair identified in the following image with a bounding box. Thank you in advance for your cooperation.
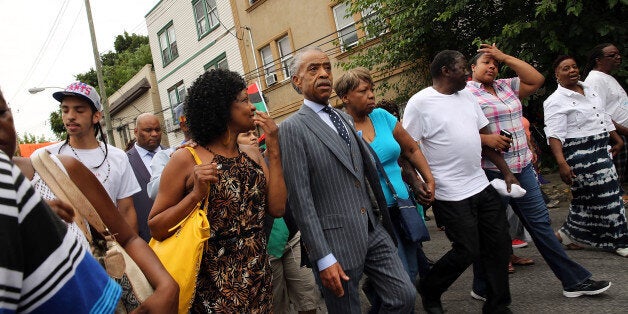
[289,46,325,94]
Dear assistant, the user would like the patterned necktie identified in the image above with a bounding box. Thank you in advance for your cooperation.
[322,106,351,147]
[147,150,156,159]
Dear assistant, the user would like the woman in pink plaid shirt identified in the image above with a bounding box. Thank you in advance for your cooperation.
[465,44,610,300]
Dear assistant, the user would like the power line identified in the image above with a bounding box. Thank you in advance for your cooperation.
[10,0,71,103]
[38,2,85,86]
[240,6,408,82]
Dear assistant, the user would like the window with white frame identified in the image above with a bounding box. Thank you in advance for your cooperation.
[193,0,219,38]
[277,36,293,79]
[361,5,384,38]
[158,23,178,65]
[332,3,382,51]
[167,82,186,119]
[333,3,359,50]
[260,45,276,77]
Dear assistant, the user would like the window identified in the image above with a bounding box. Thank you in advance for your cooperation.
[167,82,186,120]
[158,22,178,66]
[332,3,382,51]
[260,45,275,77]
[204,52,229,71]
[193,0,219,38]
[277,36,293,79]
[333,3,359,50]
[117,126,130,146]
[361,5,384,39]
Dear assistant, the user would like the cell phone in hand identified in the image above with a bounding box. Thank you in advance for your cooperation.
[499,129,512,139]
[499,130,512,152]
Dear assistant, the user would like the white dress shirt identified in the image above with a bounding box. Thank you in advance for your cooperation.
[585,70,628,128]
[543,82,615,144]
[134,143,162,175]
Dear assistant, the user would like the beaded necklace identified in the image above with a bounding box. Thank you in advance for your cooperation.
[68,141,111,184]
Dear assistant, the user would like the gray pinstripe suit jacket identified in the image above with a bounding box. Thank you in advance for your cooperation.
[280,104,393,270]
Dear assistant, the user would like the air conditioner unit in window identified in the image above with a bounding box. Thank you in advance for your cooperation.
[265,73,278,86]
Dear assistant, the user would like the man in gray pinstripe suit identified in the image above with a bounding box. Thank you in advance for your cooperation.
[279,47,416,313]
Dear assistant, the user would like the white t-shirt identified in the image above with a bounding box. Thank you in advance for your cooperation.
[402,87,490,201]
[585,70,628,127]
[34,141,141,202]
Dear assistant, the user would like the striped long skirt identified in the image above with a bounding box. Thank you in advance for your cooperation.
[561,133,628,250]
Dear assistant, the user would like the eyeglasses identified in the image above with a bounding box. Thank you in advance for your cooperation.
[603,53,621,59]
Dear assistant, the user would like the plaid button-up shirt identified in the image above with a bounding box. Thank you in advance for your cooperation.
[466,78,533,173]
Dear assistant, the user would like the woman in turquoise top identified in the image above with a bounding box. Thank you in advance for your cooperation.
[335,67,435,312]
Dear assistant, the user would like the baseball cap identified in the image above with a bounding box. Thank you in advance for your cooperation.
[53,82,102,112]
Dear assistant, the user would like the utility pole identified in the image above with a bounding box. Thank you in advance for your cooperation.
[84,0,115,146]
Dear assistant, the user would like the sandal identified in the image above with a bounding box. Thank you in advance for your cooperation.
[556,230,584,250]
[565,243,584,250]
[508,262,515,274]
[510,254,535,266]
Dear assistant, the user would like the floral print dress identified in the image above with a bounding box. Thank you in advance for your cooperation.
[191,151,272,313]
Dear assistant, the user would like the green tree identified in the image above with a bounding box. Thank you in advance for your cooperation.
[75,32,153,97]
[49,109,66,140]
[18,132,49,144]
[340,0,627,102]
[57,32,153,138]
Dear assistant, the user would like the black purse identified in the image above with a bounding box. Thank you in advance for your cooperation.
[366,145,430,243]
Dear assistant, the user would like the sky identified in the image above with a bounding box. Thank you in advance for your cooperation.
[0,0,158,141]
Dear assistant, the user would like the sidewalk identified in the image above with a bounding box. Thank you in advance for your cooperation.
[415,172,627,313]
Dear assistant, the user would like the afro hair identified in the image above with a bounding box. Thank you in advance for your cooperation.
[184,68,247,147]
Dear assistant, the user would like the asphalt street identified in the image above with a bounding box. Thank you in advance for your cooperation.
[413,172,627,313]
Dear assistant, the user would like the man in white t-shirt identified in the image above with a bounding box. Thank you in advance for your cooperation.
[585,43,628,185]
[402,50,516,314]
[34,82,141,232]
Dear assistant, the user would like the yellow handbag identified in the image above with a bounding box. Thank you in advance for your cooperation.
[149,147,211,314]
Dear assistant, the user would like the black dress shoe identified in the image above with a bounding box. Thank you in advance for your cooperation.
[422,298,444,314]
[417,279,444,314]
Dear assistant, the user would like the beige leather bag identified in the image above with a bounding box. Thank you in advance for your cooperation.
[32,150,154,313]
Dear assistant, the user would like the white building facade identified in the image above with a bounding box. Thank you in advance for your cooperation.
[146,0,245,145]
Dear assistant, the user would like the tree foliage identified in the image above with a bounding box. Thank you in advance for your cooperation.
[340,0,627,103]
[75,32,153,97]
[49,109,66,140]
[55,32,153,139]
[18,132,49,144]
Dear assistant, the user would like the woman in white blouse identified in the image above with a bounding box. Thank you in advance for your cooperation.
[544,55,628,257]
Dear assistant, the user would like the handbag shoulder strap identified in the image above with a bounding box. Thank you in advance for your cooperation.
[184,146,202,165]
[163,146,210,234]
[364,143,400,201]
[31,151,109,239]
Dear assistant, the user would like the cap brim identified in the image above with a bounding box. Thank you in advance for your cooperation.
[52,91,99,111]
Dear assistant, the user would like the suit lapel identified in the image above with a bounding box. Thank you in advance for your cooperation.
[298,105,357,177]
[128,148,150,183]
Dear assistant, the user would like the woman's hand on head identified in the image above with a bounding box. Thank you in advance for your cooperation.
[478,43,507,62]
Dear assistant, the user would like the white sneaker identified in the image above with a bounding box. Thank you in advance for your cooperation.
[470,290,487,302]
[616,247,628,257]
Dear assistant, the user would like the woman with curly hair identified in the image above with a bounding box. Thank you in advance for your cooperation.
[149,68,286,312]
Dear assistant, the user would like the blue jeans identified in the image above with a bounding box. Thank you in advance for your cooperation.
[473,164,592,294]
